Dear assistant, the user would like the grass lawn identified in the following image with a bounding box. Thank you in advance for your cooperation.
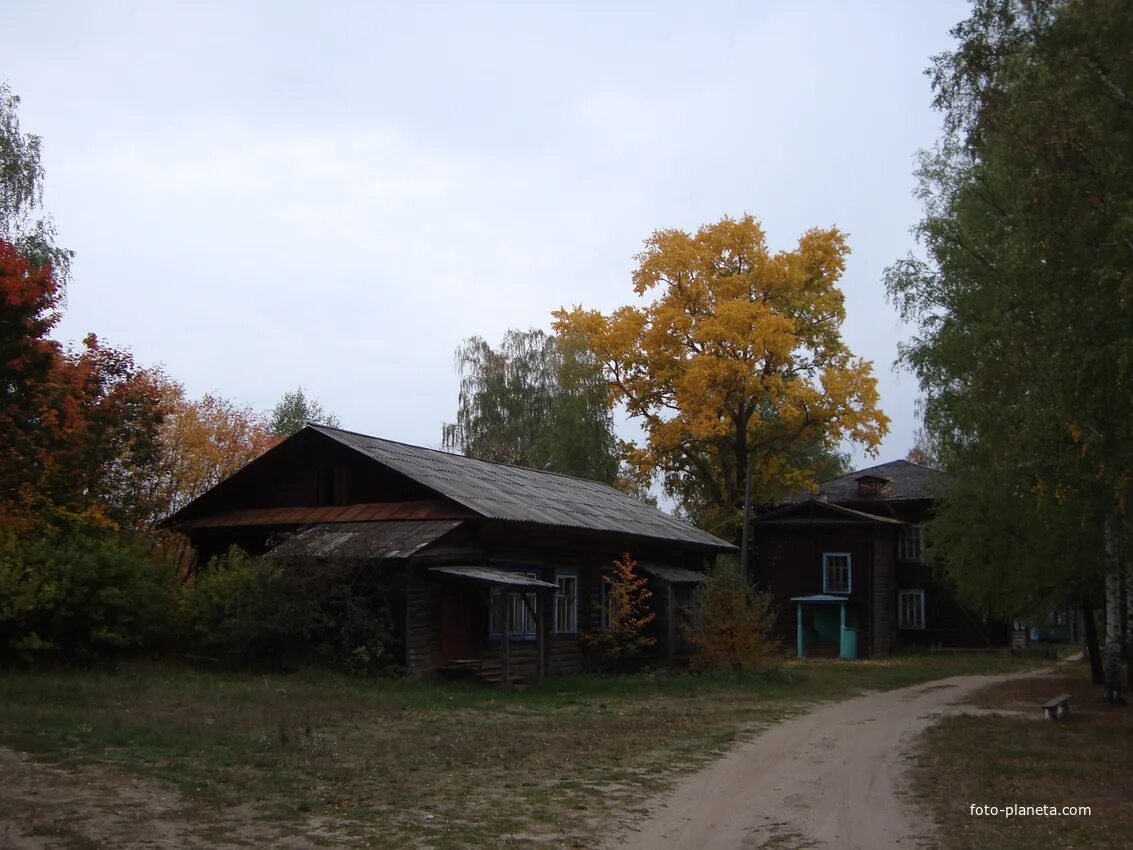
[0,653,1048,849]
[910,660,1133,850]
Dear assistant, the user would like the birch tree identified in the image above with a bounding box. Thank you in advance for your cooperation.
[441,329,622,487]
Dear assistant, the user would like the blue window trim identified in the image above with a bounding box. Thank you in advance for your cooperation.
[553,569,579,636]
[822,552,852,594]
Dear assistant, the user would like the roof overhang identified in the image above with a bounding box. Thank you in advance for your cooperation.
[171,501,471,529]
[639,563,707,584]
[754,500,904,525]
[791,594,853,604]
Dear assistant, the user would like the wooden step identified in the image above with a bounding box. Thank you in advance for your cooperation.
[438,659,525,686]
[806,644,840,659]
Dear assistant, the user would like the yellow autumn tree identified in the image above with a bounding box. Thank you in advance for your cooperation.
[552,214,888,540]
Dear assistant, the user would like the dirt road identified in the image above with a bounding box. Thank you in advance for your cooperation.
[612,673,1038,850]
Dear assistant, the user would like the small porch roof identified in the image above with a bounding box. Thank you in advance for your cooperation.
[791,594,853,604]
[639,563,707,584]
[429,566,557,589]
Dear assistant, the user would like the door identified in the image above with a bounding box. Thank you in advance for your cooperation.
[440,588,477,662]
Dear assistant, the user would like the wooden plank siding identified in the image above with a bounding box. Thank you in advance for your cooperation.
[401,534,712,678]
[753,520,900,657]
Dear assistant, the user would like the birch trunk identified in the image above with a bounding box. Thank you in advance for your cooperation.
[1126,554,1133,690]
[1103,512,1125,703]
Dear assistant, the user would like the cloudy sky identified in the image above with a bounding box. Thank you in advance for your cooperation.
[6,0,967,474]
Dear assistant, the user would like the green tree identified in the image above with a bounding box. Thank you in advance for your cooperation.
[441,328,622,485]
[269,386,341,438]
[885,0,1132,698]
[0,83,72,283]
[0,523,173,663]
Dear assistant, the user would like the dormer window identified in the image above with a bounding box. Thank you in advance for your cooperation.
[856,475,890,497]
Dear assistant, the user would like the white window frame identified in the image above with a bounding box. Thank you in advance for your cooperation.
[898,524,924,563]
[823,553,852,594]
[898,589,926,630]
[554,571,578,634]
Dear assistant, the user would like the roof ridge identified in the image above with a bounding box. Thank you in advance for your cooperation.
[821,458,940,484]
[307,423,632,495]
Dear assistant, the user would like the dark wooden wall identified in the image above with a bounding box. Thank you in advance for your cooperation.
[400,521,718,678]
[753,521,884,653]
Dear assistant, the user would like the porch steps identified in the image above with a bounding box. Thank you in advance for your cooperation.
[437,658,526,686]
[806,643,840,659]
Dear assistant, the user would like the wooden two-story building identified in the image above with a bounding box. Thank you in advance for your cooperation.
[164,424,734,681]
[751,460,1009,659]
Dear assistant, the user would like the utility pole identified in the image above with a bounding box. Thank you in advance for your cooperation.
[739,455,753,583]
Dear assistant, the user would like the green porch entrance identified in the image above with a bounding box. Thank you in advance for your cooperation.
[792,594,859,660]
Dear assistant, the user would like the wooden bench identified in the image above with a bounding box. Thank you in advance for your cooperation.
[1041,693,1071,721]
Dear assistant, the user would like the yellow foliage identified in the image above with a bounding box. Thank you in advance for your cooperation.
[553,214,889,535]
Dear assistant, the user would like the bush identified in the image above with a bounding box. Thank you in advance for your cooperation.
[0,525,174,663]
[176,547,398,672]
[690,558,780,674]
[581,553,656,672]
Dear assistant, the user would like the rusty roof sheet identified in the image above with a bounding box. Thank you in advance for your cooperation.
[310,425,734,552]
[177,501,471,529]
[429,566,557,589]
[265,520,463,561]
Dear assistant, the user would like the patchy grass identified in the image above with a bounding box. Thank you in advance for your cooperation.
[0,652,1048,848]
[910,661,1133,850]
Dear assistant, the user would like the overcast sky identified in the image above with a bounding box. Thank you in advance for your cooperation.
[6,0,967,475]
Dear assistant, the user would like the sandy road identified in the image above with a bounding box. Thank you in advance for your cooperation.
[612,672,1040,850]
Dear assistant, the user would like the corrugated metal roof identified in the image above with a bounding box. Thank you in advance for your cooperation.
[309,425,735,552]
[178,501,472,529]
[430,566,558,589]
[639,564,707,584]
[265,520,462,561]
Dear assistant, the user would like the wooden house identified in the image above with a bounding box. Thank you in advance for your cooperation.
[751,460,1009,659]
[163,424,734,681]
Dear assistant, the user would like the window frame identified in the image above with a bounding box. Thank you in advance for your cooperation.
[488,566,540,640]
[599,573,614,630]
[822,552,852,595]
[553,570,578,635]
[898,524,924,563]
[897,589,926,630]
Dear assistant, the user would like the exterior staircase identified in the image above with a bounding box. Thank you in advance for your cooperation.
[806,643,840,659]
[437,658,526,686]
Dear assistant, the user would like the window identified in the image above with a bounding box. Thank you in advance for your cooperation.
[489,572,538,638]
[898,524,924,563]
[898,590,926,629]
[554,572,578,634]
[823,553,852,594]
[599,575,614,630]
